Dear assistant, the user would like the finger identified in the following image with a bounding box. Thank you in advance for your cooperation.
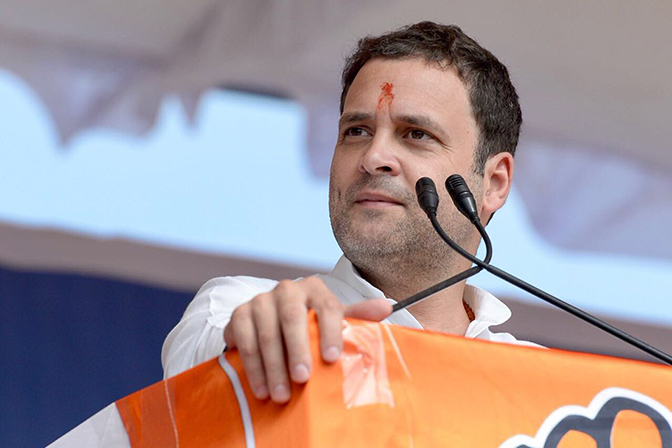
[223,319,235,348]
[345,298,392,321]
[302,277,344,364]
[275,281,312,384]
[252,294,291,403]
[228,306,270,400]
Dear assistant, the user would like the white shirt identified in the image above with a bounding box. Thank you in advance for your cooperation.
[51,257,538,448]
[162,256,537,379]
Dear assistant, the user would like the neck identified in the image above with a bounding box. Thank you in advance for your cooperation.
[355,256,473,335]
[406,282,471,335]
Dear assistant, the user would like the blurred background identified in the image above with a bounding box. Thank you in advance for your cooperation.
[1,1,671,445]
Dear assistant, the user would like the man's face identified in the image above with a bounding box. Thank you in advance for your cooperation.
[329,57,482,277]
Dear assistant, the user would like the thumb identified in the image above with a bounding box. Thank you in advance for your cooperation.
[344,298,392,322]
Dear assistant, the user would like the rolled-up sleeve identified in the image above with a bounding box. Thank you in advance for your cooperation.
[161,276,277,379]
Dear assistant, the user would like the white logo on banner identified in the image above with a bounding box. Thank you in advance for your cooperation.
[500,387,672,448]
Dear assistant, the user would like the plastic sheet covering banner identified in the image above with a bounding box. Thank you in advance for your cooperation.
[52,314,672,447]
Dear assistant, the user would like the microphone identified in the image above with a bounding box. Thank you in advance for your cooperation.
[433,174,672,365]
[445,174,479,223]
[415,177,440,217]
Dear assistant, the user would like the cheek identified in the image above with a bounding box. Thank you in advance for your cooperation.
[407,161,456,186]
[329,155,349,199]
[330,149,358,183]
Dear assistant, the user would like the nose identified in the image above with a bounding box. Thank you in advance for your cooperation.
[358,132,401,176]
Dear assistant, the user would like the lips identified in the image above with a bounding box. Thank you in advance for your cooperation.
[353,191,404,206]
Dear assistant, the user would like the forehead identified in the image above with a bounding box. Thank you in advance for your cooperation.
[343,58,474,119]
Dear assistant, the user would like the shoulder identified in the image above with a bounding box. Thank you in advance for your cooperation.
[196,275,280,296]
[186,276,280,317]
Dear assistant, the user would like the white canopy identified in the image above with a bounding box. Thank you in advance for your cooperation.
[1,0,671,259]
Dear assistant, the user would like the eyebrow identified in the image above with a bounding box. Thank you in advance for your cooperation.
[339,112,373,127]
[397,114,441,131]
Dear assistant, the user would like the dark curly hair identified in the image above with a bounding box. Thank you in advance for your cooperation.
[340,22,522,175]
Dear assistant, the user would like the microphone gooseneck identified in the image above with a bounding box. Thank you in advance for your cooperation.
[391,178,491,312]
[417,174,672,365]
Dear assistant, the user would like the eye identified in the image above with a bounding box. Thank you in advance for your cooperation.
[343,127,371,138]
[407,129,432,140]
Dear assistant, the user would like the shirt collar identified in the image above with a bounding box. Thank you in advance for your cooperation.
[463,284,512,338]
[329,255,386,299]
[328,255,512,336]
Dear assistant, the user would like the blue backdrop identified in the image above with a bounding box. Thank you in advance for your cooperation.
[0,263,194,446]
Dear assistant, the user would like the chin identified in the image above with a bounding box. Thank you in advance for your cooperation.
[353,221,399,239]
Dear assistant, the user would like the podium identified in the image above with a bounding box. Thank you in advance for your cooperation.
[52,315,672,447]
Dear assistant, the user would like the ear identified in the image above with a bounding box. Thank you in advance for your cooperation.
[479,152,514,223]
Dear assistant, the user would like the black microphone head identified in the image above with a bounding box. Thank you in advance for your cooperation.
[415,177,439,216]
[445,174,480,223]
[445,174,471,202]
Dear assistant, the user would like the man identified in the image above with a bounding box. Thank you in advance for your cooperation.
[162,21,535,404]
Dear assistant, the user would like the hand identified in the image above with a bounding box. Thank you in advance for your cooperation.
[223,276,391,403]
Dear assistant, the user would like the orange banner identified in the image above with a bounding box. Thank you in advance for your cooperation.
[117,315,672,447]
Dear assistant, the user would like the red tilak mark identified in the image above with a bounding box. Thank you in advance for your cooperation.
[377,82,395,110]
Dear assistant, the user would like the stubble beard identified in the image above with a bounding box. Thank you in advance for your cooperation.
[329,174,478,298]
